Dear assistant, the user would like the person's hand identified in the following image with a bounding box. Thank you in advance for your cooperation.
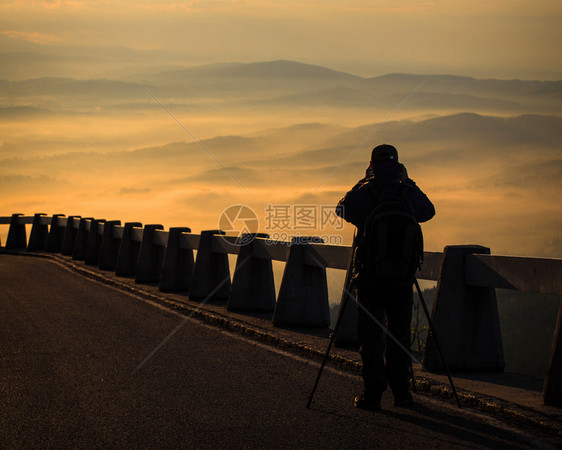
[399,163,408,182]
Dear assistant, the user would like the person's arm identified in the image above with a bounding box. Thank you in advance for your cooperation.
[336,166,374,227]
[400,164,435,223]
[336,181,364,225]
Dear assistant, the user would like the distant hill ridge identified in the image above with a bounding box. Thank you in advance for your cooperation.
[0,60,560,114]
[155,60,361,81]
[146,60,561,92]
[2,59,560,85]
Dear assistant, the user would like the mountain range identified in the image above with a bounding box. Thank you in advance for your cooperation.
[1,60,560,114]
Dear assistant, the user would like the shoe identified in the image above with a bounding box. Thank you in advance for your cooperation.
[354,394,381,411]
[393,391,414,407]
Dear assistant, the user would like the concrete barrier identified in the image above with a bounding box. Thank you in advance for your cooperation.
[99,220,122,271]
[115,222,143,277]
[228,233,276,313]
[6,213,26,250]
[190,230,231,303]
[273,237,330,327]
[28,213,49,251]
[72,217,93,260]
[135,224,165,284]
[544,300,562,406]
[61,216,81,256]
[159,227,194,292]
[46,214,66,253]
[85,219,106,266]
[423,245,505,372]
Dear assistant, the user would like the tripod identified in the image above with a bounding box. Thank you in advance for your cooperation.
[307,272,462,409]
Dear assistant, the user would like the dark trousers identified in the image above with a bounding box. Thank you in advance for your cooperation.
[356,284,413,397]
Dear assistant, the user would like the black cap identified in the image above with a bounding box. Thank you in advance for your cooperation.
[371,144,398,164]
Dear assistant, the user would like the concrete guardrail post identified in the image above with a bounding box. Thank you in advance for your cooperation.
[46,214,66,253]
[273,237,330,327]
[189,230,231,303]
[544,299,562,406]
[115,222,143,276]
[72,217,94,260]
[423,245,505,372]
[99,220,122,271]
[227,233,276,313]
[135,224,165,284]
[6,213,27,250]
[28,213,49,251]
[159,227,194,292]
[61,216,81,256]
[85,219,106,266]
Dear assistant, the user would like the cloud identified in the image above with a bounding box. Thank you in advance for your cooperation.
[0,174,68,195]
[143,0,245,12]
[1,30,61,44]
[473,159,562,191]
[2,0,88,10]
[118,187,151,195]
[177,166,263,186]
[539,237,562,259]
[0,106,54,117]
[38,0,88,8]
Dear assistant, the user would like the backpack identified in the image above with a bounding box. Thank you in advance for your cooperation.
[355,182,423,288]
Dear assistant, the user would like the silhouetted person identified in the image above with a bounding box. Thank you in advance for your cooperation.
[336,144,435,409]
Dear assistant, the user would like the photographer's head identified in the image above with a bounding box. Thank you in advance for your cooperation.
[366,144,407,181]
[371,144,398,165]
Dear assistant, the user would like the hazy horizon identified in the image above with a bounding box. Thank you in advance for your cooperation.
[1,1,561,81]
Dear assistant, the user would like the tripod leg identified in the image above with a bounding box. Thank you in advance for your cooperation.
[306,291,351,408]
[414,278,462,408]
[308,235,357,409]
[409,362,416,393]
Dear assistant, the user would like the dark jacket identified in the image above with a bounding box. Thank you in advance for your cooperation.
[336,161,435,229]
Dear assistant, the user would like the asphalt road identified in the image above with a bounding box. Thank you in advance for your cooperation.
[0,254,558,449]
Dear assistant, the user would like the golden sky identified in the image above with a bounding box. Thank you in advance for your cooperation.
[1,0,561,79]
